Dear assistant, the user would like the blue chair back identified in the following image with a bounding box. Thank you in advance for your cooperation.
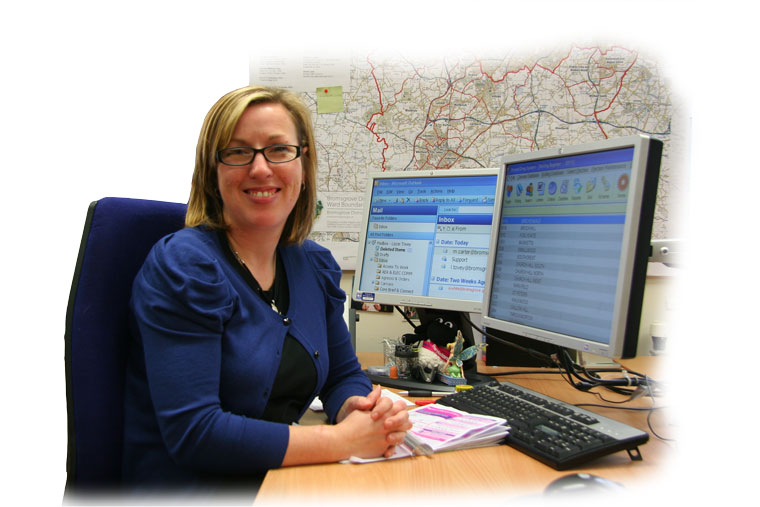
[64,197,186,491]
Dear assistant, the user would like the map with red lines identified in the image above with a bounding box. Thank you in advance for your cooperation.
[302,46,677,267]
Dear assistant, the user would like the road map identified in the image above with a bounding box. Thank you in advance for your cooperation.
[253,45,678,268]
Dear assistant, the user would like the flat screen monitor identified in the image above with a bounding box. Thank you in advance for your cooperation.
[482,135,662,359]
[353,168,498,313]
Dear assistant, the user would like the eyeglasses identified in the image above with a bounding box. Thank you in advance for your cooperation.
[216,144,302,165]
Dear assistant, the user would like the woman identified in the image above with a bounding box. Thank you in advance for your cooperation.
[122,86,410,497]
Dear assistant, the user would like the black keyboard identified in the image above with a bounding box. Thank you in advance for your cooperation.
[436,380,649,470]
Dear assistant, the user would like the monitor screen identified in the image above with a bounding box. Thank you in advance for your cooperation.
[353,168,499,313]
[482,135,662,358]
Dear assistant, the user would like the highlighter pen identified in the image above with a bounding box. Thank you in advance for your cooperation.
[398,390,452,397]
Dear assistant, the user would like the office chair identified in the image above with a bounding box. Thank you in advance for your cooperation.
[64,197,186,494]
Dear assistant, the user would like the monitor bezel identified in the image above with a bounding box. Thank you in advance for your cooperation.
[352,167,500,314]
[481,135,662,358]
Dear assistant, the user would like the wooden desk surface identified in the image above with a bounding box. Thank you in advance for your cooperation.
[255,353,672,504]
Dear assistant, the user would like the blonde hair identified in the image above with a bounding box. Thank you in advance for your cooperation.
[185,85,317,245]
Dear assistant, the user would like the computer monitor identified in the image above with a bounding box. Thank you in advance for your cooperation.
[353,168,499,314]
[352,168,499,387]
[481,135,663,360]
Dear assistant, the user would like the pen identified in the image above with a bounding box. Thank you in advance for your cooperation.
[398,390,452,397]
[403,432,434,458]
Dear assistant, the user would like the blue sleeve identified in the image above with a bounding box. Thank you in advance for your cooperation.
[304,242,373,423]
[130,232,290,475]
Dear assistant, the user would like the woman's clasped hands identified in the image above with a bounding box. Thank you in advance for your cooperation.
[335,385,413,459]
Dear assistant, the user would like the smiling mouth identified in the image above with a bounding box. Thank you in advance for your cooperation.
[246,189,279,198]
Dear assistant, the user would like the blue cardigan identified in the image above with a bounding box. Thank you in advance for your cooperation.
[122,227,371,487]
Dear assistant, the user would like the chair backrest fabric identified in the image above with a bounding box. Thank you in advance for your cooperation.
[64,197,186,490]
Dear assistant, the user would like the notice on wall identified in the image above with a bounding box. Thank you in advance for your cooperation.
[250,52,351,93]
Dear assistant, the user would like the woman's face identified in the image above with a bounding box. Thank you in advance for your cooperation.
[218,102,304,238]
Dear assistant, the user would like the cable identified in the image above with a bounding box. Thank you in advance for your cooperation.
[459,313,557,366]
[458,316,623,393]
[394,305,418,330]
[642,377,675,442]
[558,348,656,394]
[460,314,661,396]
[401,308,661,398]
[440,311,673,443]
[576,395,674,443]
[575,403,661,411]
[400,308,672,442]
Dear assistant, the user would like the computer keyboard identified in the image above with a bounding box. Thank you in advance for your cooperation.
[435,380,649,470]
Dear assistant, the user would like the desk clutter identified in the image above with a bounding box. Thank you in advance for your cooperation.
[366,332,653,470]
[372,330,489,388]
[351,377,649,470]
[258,355,668,502]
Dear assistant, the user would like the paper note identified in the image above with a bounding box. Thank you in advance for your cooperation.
[316,86,344,113]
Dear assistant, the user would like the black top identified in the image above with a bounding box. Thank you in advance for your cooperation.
[218,230,317,424]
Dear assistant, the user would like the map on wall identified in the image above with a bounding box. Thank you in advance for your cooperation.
[251,45,681,269]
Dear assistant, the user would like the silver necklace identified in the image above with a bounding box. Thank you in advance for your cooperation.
[231,249,281,314]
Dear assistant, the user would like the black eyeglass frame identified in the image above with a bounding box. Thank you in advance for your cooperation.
[216,144,303,165]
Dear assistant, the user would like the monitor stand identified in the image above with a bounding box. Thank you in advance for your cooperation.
[365,372,457,392]
[365,365,492,392]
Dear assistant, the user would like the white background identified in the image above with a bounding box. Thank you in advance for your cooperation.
[1,0,755,504]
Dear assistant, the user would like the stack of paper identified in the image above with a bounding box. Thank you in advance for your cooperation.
[348,404,509,463]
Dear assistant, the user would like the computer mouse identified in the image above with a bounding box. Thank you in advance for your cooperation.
[544,472,624,496]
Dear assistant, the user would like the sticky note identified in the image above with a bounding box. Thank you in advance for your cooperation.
[316,86,344,113]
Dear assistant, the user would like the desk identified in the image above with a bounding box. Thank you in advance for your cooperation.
[255,353,672,504]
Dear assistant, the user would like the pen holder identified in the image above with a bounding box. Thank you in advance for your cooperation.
[394,344,418,377]
[383,338,400,367]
